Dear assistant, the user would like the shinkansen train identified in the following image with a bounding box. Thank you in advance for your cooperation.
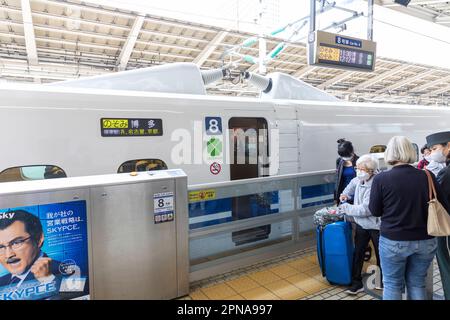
[1,63,449,247]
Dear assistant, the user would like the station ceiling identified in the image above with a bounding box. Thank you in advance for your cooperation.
[375,0,450,28]
[0,0,449,106]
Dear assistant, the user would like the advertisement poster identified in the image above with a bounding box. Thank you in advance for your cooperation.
[0,200,89,300]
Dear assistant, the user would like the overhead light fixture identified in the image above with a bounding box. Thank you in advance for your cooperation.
[394,0,411,7]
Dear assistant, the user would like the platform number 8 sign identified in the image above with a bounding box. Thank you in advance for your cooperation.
[205,117,222,135]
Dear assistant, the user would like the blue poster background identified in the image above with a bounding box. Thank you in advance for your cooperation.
[0,200,89,300]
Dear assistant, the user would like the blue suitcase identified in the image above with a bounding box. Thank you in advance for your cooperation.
[316,221,354,285]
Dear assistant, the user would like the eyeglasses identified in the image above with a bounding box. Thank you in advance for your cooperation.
[0,236,32,255]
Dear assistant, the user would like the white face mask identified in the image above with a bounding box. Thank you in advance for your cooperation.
[357,171,370,181]
[424,155,433,162]
[430,149,447,164]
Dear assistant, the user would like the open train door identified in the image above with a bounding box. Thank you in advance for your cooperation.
[229,117,271,246]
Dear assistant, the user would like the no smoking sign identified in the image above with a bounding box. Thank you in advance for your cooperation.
[210,162,221,175]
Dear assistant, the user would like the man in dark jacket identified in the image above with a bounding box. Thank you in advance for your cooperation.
[426,131,450,300]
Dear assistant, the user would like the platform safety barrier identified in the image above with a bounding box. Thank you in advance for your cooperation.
[187,170,336,281]
[187,169,435,301]
[0,170,189,300]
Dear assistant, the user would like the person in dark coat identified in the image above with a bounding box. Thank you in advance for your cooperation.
[334,139,359,204]
[426,131,450,300]
[369,136,449,300]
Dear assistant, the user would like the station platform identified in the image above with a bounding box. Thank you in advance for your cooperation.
[182,246,445,301]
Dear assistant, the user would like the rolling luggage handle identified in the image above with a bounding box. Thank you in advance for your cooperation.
[318,225,326,277]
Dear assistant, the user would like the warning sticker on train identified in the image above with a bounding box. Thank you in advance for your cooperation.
[210,162,221,175]
[189,189,216,203]
[101,118,163,137]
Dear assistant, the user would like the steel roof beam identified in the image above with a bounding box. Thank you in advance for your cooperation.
[348,65,409,92]
[0,18,210,46]
[424,82,450,96]
[193,31,228,66]
[317,71,355,90]
[292,65,316,78]
[36,0,223,34]
[34,0,134,19]
[20,0,38,65]
[410,74,450,93]
[117,15,145,71]
[385,0,450,6]
[374,0,438,23]
[375,69,435,93]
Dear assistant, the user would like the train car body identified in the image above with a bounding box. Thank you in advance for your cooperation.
[1,84,449,184]
[1,64,449,254]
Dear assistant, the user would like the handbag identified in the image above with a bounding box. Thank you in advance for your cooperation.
[424,170,450,236]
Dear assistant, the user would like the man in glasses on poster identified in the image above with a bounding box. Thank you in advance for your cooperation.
[0,209,79,300]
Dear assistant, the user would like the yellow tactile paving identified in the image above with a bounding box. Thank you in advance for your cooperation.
[248,270,282,286]
[267,264,298,279]
[312,275,329,284]
[189,290,209,300]
[264,279,309,300]
[292,277,330,294]
[224,294,246,300]
[225,276,260,293]
[287,258,318,272]
[186,248,443,301]
[240,287,280,300]
[304,266,323,278]
[285,273,312,287]
[305,254,319,265]
[201,283,238,300]
[303,263,320,272]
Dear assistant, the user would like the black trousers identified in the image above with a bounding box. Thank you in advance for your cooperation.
[352,223,381,285]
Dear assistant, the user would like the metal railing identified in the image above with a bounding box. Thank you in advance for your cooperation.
[187,169,336,281]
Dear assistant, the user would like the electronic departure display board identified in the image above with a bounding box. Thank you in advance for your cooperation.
[101,118,163,137]
[308,30,376,72]
[318,44,374,70]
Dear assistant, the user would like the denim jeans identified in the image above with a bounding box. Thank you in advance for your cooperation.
[379,236,437,300]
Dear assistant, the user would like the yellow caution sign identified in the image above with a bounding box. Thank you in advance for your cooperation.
[189,189,216,203]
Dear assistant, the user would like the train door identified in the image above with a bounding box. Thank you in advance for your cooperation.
[229,117,271,246]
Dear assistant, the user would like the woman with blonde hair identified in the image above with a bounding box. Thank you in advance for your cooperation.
[369,136,449,300]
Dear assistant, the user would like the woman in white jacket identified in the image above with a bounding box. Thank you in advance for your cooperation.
[338,154,381,295]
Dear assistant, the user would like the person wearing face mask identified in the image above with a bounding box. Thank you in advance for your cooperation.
[338,154,381,295]
[417,144,431,170]
[335,139,359,205]
[426,131,450,300]
[425,159,446,177]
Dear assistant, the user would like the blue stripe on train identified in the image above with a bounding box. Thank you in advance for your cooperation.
[188,192,279,230]
[301,183,335,200]
[189,198,232,218]
[301,183,335,208]
[188,183,335,229]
